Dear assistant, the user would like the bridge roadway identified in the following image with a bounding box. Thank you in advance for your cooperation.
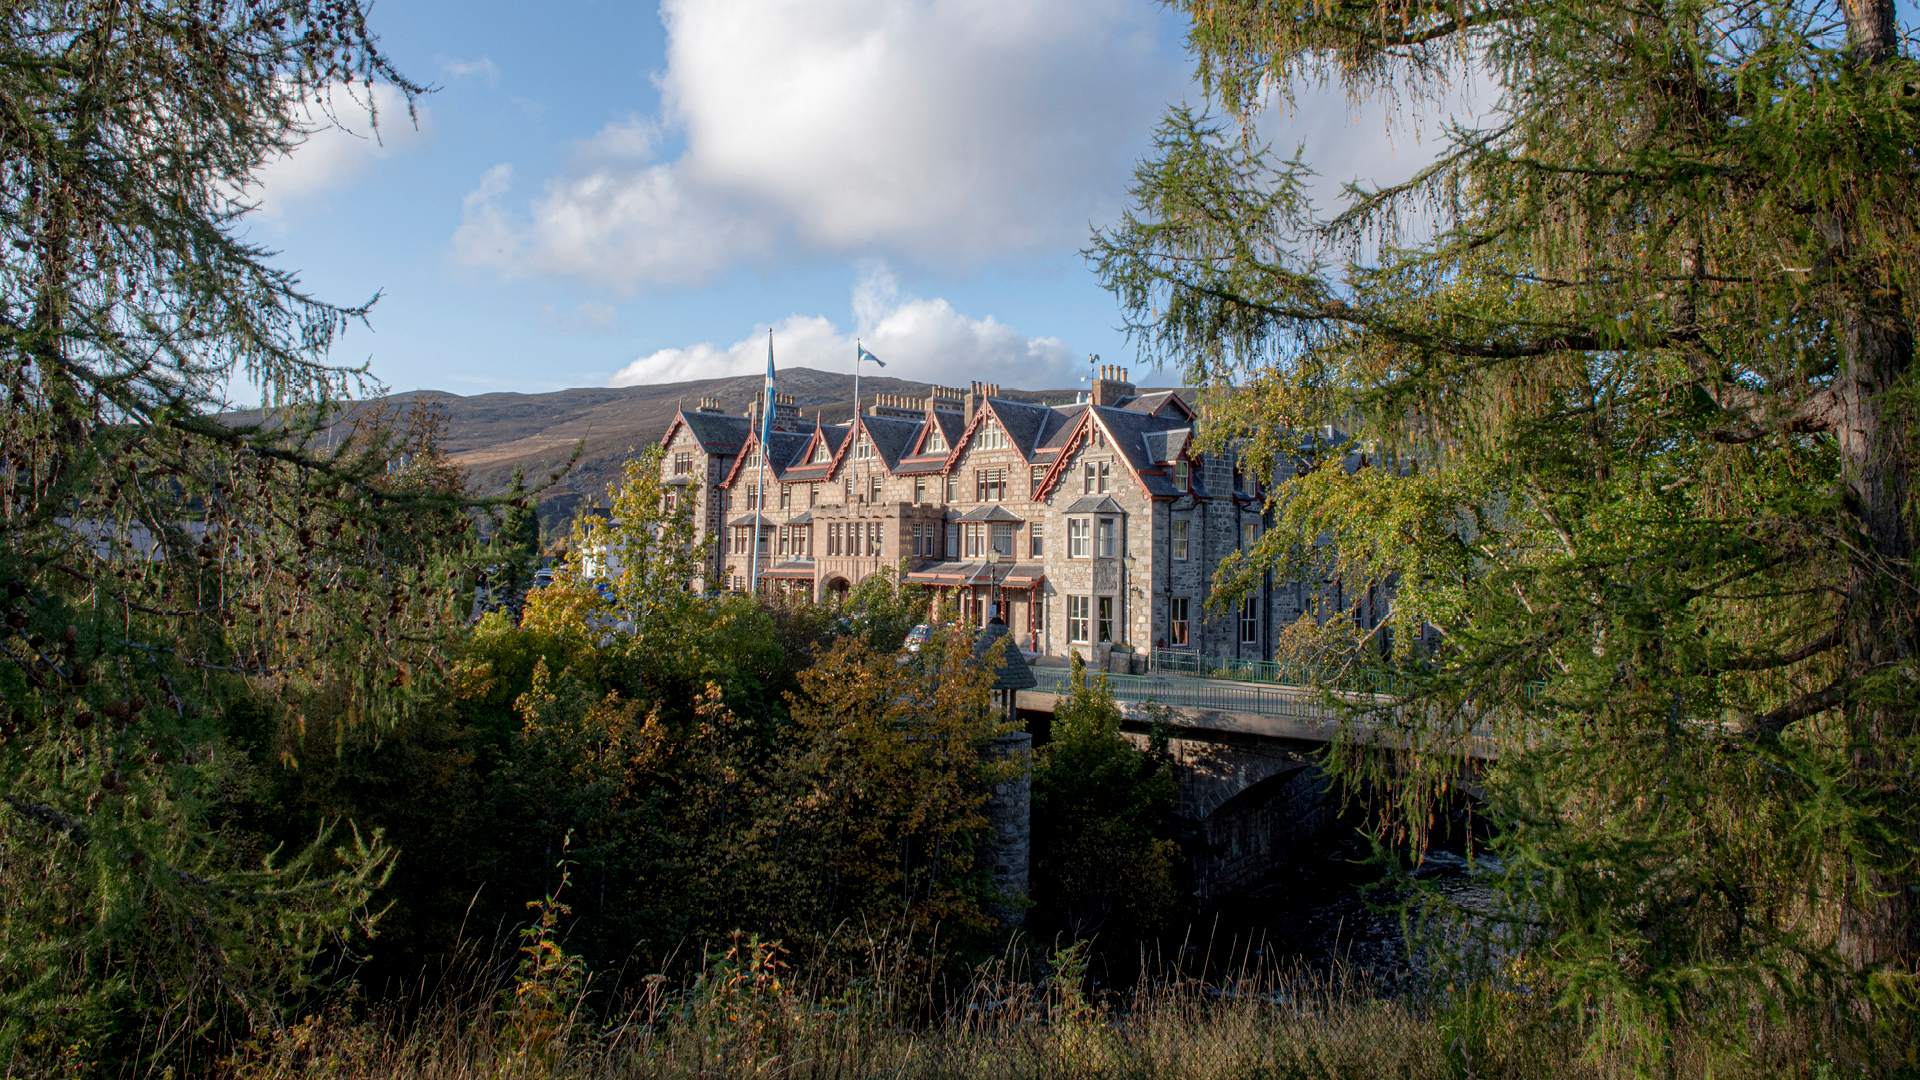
[1012,663,1501,762]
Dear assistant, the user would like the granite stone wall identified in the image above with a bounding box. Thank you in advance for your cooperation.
[984,731,1032,927]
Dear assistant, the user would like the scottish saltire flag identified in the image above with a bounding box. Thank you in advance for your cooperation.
[761,331,776,443]
[858,345,885,368]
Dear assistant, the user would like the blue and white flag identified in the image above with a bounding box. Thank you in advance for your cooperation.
[761,331,776,443]
[858,345,885,368]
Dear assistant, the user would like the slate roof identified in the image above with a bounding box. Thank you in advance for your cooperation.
[1140,427,1191,464]
[765,429,817,476]
[1116,390,1193,419]
[1088,405,1193,500]
[672,410,752,453]
[857,414,924,469]
[890,458,949,475]
[774,424,851,483]
[983,397,1056,460]
[926,409,966,453]
[974,621,1038,690]
[906,561,1045,588]
[1064,495,1126,514]
[958,504,1024,521]
[1033,403,1088,452]
[716,425,821,488]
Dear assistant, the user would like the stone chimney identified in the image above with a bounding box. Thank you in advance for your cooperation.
[927,385,963,424]
[963,381,1002,422]
[773,391,800,428]
[696,396,724,414]
[868,393,924,420]
[1091,364,1134,408]
[745,391,802,430]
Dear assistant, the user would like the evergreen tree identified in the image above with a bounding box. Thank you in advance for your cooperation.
[1030,657,1180,948]
[496,463,541,594]
[0,0,479,1064]
[1094,0,1918,1058]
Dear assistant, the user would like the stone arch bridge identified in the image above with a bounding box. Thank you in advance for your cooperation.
[1014,668,1498,905]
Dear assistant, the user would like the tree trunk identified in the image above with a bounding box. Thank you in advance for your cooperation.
[1833,0,1917,973]
[1835,312,1917,971]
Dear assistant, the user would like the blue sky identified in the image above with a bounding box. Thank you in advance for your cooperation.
[241,0,1464,398]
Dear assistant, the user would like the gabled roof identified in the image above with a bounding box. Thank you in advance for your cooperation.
[777,423,851,483]
[945,396,1056,467]
[984,398,1055,460]
[858,414,923,469]
[1116,390,1195,420]
[1094,405,1194,500]
[911,408,966,456]
[662,409,752,454]
[715,426,821,489]
[1033,402,1087,452]
[763,429,816,473]
[1032,404,1198,502]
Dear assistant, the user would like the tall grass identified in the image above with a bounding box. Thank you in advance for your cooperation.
[228,929,1871,1080]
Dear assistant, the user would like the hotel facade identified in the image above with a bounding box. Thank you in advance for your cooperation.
[659,369,1371,664]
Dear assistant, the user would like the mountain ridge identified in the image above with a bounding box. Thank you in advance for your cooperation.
[373,368,1180,530]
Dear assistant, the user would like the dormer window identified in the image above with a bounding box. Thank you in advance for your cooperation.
[854,435,875,460]
[978,419,1007,450]
[1174,459,1190,489]
[925,427,947,453]
[809,440,830,463]
[744,448,760,469]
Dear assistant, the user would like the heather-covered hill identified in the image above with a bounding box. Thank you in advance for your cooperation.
[383,369,1119,531]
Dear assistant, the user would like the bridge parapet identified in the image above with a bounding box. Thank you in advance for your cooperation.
[1018,671,1500,761]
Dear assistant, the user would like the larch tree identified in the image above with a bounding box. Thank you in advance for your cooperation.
[0,0,483,1064]
[1094,0,1917,1057]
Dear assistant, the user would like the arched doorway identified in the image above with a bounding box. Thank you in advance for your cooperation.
[822,575,851,604]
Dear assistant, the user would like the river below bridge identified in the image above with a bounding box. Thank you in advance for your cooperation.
[1103,835,1516,995]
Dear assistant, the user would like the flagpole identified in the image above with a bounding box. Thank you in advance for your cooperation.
[750,329,773,596]
[854,340,864,511]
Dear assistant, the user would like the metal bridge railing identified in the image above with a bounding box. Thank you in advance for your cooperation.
[1031,670,1340,723]
[1148,649,1404,696]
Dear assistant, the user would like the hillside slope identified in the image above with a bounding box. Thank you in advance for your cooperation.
[370,369,1173,531]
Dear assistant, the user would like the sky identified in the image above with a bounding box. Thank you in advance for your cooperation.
[239,0,1479,398]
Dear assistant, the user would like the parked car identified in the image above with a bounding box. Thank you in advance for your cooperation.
[532,568,555,590]
[903,623,932,653]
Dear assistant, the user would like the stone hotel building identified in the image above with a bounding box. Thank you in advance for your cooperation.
[659,368,1370,663]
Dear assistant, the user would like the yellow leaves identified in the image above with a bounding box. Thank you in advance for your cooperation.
[448,657,498,704]
[513,657,558,729]
[517,575,607,643]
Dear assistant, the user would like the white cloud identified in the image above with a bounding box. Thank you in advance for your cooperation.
[456,0,1186,289]
[450,164,518,267]
[608,265,1075,388]
[443,55,500,86]
[247,84,430,217]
